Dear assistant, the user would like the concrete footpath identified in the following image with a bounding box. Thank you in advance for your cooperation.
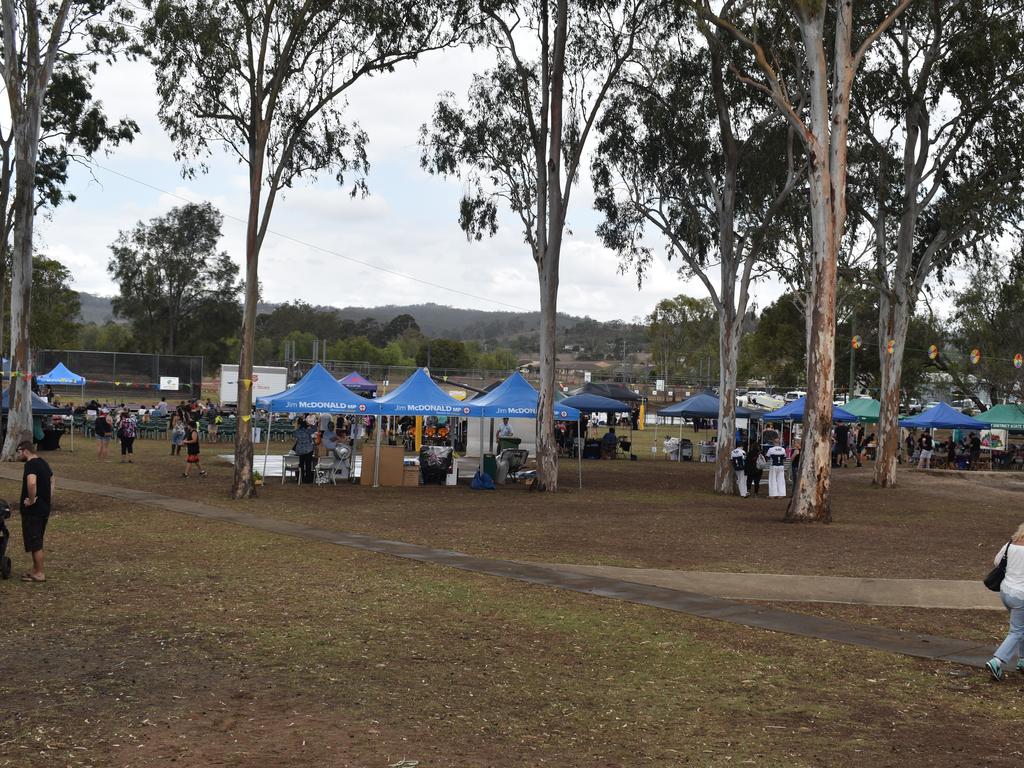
[535,564,1003,610]
[3,467,996,669]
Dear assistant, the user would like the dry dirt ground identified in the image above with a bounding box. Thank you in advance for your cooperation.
[1,438,1022,767]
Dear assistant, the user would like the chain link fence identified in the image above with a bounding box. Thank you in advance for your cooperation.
[35,349,203,405]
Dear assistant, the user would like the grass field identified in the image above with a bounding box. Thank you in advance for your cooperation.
[1,437,1022,766]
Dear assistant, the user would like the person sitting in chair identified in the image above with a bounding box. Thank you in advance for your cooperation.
[496,417,514,441]
[601,427,618,459]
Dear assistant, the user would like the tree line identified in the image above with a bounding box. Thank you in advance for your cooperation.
[2,0,1022,513]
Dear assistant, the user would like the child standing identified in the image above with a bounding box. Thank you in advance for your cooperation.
[182,419,206,478]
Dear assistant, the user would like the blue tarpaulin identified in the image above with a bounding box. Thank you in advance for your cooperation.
[37,362,86,386]
[256,363,375,414]
[463,372,580,421]
[899,401,986,430]
[1,388,70,414]
[374,368,467,417]
[559,393,631,413]
[338,371,377,393]
[763,396,857,423]
[658,392,757,419]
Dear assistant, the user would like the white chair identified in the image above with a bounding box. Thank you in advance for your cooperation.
[315,446,352,485]
[282,454,302,485]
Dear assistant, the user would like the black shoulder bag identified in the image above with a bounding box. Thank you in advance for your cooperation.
[984,540,1013,592]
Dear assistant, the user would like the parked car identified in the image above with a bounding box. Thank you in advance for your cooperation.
[922,400,942,411]
[784,390,807,402]
[907,398,922,414]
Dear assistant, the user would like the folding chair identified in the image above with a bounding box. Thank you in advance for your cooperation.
[282,454,302,485]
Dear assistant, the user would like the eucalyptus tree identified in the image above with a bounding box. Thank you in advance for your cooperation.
[702,0,914,522]
[142,0,470,498]
[420,0,658,491]
[0,61,138,362]
[0,0,134,459]
[592,8,801,494]
[849,0,1024,487]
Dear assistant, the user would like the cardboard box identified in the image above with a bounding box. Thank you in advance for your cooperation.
[402,467,420,487]
[360,445,406,486]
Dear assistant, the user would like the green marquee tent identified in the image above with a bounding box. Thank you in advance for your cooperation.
[978,403,1024,430]
[840,397,880,423]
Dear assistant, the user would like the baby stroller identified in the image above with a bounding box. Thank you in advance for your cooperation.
[0,500,12,579]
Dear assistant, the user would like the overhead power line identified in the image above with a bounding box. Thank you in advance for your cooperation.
[91,162,535,313]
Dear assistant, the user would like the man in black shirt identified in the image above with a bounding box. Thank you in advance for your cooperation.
[969,432,982,469]
[17,440,53,582]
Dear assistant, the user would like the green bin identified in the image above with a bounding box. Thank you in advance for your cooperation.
[483,453,498,482]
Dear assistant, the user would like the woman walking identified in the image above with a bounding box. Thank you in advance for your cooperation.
[986,524,1024,680]
[94,408,113,461]
[117,409,137,463]
[182,418,207,478]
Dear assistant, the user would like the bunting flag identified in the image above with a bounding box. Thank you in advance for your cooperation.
[241,415,251,422]
[1015,353,1023,370]
[851,335,862,350]
[970,348,982,365]
[886,339,895,354]
[928,344,939,360]
[242,379,252,389]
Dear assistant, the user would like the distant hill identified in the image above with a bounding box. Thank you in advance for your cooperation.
[77,293,121,325]
[75,294,644,353]
[331,302,588,340]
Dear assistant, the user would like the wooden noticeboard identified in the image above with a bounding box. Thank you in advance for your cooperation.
[360,444,405,486]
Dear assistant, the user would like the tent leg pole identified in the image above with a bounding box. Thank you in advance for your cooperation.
[372,420,383,488]
[479,417,485,475]
[263,418,271,478]
[578,429,582,489]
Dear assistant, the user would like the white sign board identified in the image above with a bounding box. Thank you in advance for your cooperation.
[656,379,665,392]
[584,371,592,383]
[159,376,180,391]
[219,365,289,405]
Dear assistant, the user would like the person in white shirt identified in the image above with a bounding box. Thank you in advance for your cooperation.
[766,439,788,498]
[496,417,514,441]
[986,523,1024,680]
[729,445,747,497]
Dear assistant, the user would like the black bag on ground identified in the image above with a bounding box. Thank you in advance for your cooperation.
[984,540,1012,592]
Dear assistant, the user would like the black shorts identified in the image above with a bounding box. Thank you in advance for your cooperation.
[21,511,49,553]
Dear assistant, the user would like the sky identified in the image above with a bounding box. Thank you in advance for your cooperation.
[36,45,788,324]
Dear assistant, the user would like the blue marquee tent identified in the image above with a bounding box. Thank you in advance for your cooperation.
[37,362,86,386]
[338,371,377,394]
[559,393,631,413]
[763,396,856,423]
[464,372,580,421]
[257,363,376,414]
[899,401,986,430]
[659,392,757,419]
[1,388,70,414]
[374,368,467,417]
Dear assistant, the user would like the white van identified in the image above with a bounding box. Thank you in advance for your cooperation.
[784,390,806,402]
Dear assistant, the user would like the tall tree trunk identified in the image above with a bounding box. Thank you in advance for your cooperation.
[1,111,40,459]
[786,11,836,523]
[873,288,909,486]
[535,258,559,491]
[714,307,740,493]
[231,141,265,498]
[534,0,567,493]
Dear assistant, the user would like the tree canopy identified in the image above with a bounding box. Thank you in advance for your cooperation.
[107,202,242,359]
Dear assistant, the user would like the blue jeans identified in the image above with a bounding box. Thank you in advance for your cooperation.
[994,591,1024,663]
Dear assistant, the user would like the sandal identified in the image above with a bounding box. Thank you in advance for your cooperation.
[181,472,189,478]
[199,471,207,477]
[20,573,45,583]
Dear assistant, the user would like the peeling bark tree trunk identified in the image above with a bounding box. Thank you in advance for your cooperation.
[231,133,267,499]
[0,0,73,460]
[2,119,40,458]
[873,288,909,486]
[714,307,741,493]
[533,0,567,493]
